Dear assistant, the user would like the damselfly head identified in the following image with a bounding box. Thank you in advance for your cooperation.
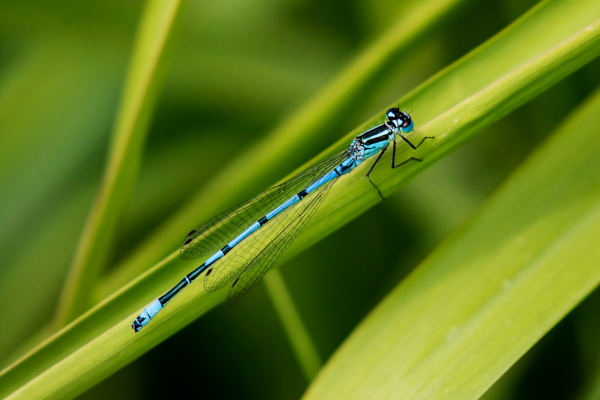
[386,108,413,133]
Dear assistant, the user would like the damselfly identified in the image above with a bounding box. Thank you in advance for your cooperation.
[132,108,432,332]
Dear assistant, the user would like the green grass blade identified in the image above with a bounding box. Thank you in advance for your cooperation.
[99,0,469,298]
[263,270,322,381]
[53,0,185,326]
[1,1,600,399]
[0,35,133,361]
[0,186,96,369]
[302,84,600,400]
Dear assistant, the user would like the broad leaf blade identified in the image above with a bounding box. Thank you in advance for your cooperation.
[302,83,600,400]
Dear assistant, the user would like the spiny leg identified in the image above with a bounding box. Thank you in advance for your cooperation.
[366,146,388,200]
[398,134,434,150]
[392,139,423,168]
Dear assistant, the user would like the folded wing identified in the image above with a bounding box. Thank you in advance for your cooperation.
[180,148,350,260]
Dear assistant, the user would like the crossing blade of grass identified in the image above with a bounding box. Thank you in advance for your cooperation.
[1,1,600,399]
[53,0,185,327]
[263,270,322,381]
[99,0,469,298]
[302,85,600,400]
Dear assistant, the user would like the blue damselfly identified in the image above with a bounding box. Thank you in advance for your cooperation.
[132,108,432,332]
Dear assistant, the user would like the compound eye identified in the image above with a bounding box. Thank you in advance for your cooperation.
[401,118,411,128]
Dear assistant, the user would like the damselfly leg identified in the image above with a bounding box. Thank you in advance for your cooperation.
[391,136,434,169]
[397,134,434,150]
[365,135,435,199]
[365,145,388,200]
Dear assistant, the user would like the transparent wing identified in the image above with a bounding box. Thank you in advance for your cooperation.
[180,148,351,259]
[220,176,338,305]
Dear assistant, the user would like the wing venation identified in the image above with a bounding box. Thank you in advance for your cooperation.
[224,176,339,304]
[180,148,350,260]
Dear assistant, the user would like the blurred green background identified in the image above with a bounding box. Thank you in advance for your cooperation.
[1,0,600,399]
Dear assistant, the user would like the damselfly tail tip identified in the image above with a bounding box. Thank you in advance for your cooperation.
[131,299,163,333]
[131,318,142,333]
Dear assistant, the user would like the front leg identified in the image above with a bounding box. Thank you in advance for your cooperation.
[398,133,434,150]
[391,138,431,168]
